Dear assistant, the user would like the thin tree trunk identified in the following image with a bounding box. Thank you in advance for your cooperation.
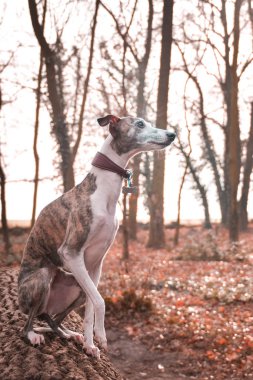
[220,0,242,240]
[0,161,10,254]
[148,0,174,248]
[180,151,212,229]
[239,102,253,230]
[31,0,46,227]
[227,72,240,242]
[189,162,212,229]
[128,65,145,239]
[174,165,188,246]
[174,102,194,245]
[0,85,11,255]
[176,43,225,226]
[129,0,153,240]
[122,193,129,260]
[227,0,242,241]
[128,155,140,239]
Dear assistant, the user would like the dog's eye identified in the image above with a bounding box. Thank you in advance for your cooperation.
[136,121,145,128]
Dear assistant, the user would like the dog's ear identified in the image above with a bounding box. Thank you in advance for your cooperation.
[97,115,121,138]
[97,115,120,127]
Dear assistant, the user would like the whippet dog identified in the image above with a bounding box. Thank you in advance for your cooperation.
[18,115,176,358]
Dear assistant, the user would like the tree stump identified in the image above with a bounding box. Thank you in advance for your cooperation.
[0,268,123,380]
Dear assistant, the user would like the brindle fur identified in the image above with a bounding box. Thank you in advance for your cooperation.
[18,173,96,334]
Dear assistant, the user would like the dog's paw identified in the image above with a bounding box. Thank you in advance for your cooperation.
[27,331,45,346]
[97,338,108,351]
[83,342,100,359]
[60,327,85,344]
[95,334,107,351]
[71,332,85,344]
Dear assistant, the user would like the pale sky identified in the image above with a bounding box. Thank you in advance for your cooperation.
[1,0,252,225]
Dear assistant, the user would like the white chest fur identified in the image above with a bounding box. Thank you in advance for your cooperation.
[82,169,121,269]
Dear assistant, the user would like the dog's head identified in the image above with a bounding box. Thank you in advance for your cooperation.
[97,115,176,156]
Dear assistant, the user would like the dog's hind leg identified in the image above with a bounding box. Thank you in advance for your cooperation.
[18,266,55,346]
[23,301,45,345]
[51,293,86,344]
[53,292,86,326]
[37,313,71,339]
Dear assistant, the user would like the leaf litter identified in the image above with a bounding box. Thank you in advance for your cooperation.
[101,225,253,379]
[2,224,253,379]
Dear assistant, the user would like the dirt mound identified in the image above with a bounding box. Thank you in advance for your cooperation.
[0,268,122,380]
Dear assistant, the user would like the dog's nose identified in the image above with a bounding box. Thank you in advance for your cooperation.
[167,132,176,142]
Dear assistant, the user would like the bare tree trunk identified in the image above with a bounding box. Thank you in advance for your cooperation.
[238,0,253,231]
[174,164,188,246]
[180,150,212,229]
[174,103,194,245]
[0,85,11,255]
[0,160,10,255]
[189,162,212,229]
[239,102,253,230]
[148,0,174,248]
[226,0,242,241]
[31,0,46,227]
[220,0,243,240]
[129,0,153,240]
[28,0,74,192]
[176,42,225,226]
[122,193,129,260]
[128,155,140,239]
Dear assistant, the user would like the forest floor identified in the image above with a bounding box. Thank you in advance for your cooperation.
[1,224,253,380]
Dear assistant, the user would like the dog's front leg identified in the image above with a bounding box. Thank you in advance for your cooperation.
[83,262,104,355]
[58,250,106,358]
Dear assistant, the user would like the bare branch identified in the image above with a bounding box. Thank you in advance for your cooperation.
[100,1,140,64]
[238,56,253,79]
[71,0,100,163]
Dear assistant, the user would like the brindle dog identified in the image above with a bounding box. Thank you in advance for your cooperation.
[18,115,176,358]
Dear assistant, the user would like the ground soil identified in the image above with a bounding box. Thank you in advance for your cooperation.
[107,327,186,380]
[1,224,253,379]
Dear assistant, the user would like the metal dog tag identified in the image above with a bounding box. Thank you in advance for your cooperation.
[122,186,138,195]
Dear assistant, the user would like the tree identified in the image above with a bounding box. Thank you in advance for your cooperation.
[148,0,174,248]
[28,0,74,192]
[239,102,253,230]
[175,0,252,240]
[175,41,225,226]
[100,0,154,239]
[0,155,10,256]
[28,0,99,192]
[238,0,253,230]
[31,0,46,227]
[222,0,243,241]
[0,39,14,258]
[176,131,212,231]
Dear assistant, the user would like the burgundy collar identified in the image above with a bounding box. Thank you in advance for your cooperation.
[91,152,132,179]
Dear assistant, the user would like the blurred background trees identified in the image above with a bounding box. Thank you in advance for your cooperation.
[0,0,252,258]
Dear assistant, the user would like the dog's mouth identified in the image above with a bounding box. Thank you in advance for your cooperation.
[148,132,176,147]
[150,140,172,146]
[149,140,172,147]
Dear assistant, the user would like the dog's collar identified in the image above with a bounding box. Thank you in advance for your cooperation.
[91,152,132,180]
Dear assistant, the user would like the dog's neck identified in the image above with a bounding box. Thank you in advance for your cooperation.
[98,135,130,168]
[89,136,131,215]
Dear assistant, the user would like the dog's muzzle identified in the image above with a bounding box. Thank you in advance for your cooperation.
[166,132,176,142]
